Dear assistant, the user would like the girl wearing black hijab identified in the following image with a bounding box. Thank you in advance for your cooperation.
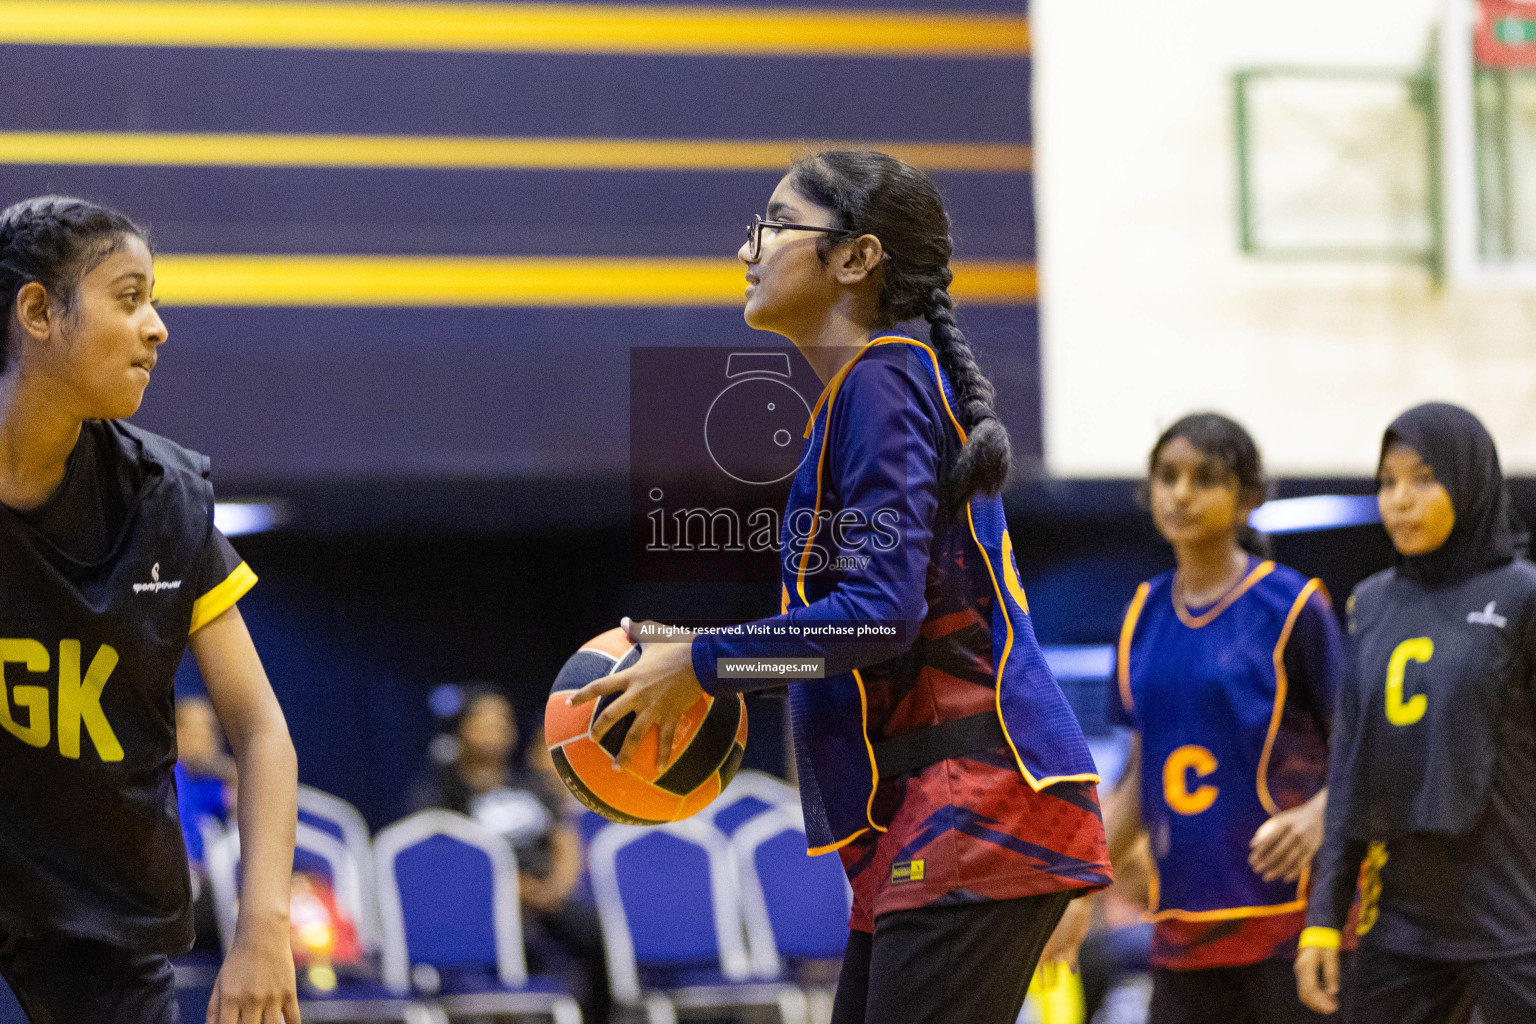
[1296,402,1536,1023]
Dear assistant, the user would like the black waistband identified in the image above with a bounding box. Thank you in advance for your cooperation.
[872,712,1008,778]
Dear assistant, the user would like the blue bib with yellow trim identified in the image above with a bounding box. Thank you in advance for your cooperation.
[1119,561,1320,919]
[784,338,1099,852]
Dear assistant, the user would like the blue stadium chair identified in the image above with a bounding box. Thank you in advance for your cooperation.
[730,808,851,1024]
[588,819,808,1024]
[204,824,438,1023]
[698,770,798,838]
[373,810,582,1023]
[298,784,385,954]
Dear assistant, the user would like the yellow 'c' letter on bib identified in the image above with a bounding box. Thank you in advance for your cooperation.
[1163,744,1219,816]
[0,639,50,749]
[1385,637,1433,727]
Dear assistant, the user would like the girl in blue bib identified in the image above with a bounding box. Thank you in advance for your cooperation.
[1047,413,1345,1023]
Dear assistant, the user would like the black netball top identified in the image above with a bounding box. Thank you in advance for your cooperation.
[0,420,254,951]
[1307,560,1536,958]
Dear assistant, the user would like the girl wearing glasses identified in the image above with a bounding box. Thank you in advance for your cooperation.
[569,150,1109,1024]
[1296,403,1536,1023]
[0,197,299,1024]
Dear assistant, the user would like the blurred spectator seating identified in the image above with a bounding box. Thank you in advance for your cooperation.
[300,783,386,955]
[731,807,850,1024]
[373,809,583,1023]
[698,770,799,838]
[410,694,609,1023]
[204,822,437,1023]
[588,818,807,1024]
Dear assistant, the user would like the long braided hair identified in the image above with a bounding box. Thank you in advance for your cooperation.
[0,195,146,371]
[788,150,1012,504]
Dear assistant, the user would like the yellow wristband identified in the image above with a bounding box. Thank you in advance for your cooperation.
[1298,927,1341,950]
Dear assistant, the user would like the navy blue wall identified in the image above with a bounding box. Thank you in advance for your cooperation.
[0,3,1041,492]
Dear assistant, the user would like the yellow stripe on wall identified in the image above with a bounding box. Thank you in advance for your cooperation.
[0,131,1032,173]
[0,2,1029,58]
[152,255,1037,306]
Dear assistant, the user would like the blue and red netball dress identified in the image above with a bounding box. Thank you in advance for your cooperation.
[694,336,1109,931]
[1111,558,1343,969]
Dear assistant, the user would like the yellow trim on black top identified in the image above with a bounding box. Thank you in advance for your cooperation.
[1172,560,1275,629]
[1299,926,1341,950]
[1257,578,1326,816]
[1117,582,1151,717]
[189,561,258,634]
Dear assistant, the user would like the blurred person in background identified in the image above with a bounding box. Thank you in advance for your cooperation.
[1072,837,1155,1024]
[175,693,237,952]
[525,724,581,816]
[1297,404,1536,1023]
[176,693,237,847]
[408,685,609,1022]
[1045,414,1345,1023]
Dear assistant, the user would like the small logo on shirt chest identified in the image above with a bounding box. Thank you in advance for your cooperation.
[890,859,925,883]
[1467,601,1507,629]
[133,562,182,595]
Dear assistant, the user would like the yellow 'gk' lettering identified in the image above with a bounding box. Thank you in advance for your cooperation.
[0,640,122,761]
[1385,637,1433,727]
[1163,744,1219,816]
[57,641,124,761]
[0,639,50,748]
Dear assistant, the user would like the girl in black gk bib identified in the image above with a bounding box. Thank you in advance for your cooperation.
[0,197,300,1023]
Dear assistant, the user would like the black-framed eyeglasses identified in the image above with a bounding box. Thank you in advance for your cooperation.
[744,214,852,261]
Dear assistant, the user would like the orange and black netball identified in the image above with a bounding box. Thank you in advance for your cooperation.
[544,628,747,824]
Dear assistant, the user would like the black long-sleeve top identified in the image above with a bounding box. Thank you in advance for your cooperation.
[1307,559,1536,959]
